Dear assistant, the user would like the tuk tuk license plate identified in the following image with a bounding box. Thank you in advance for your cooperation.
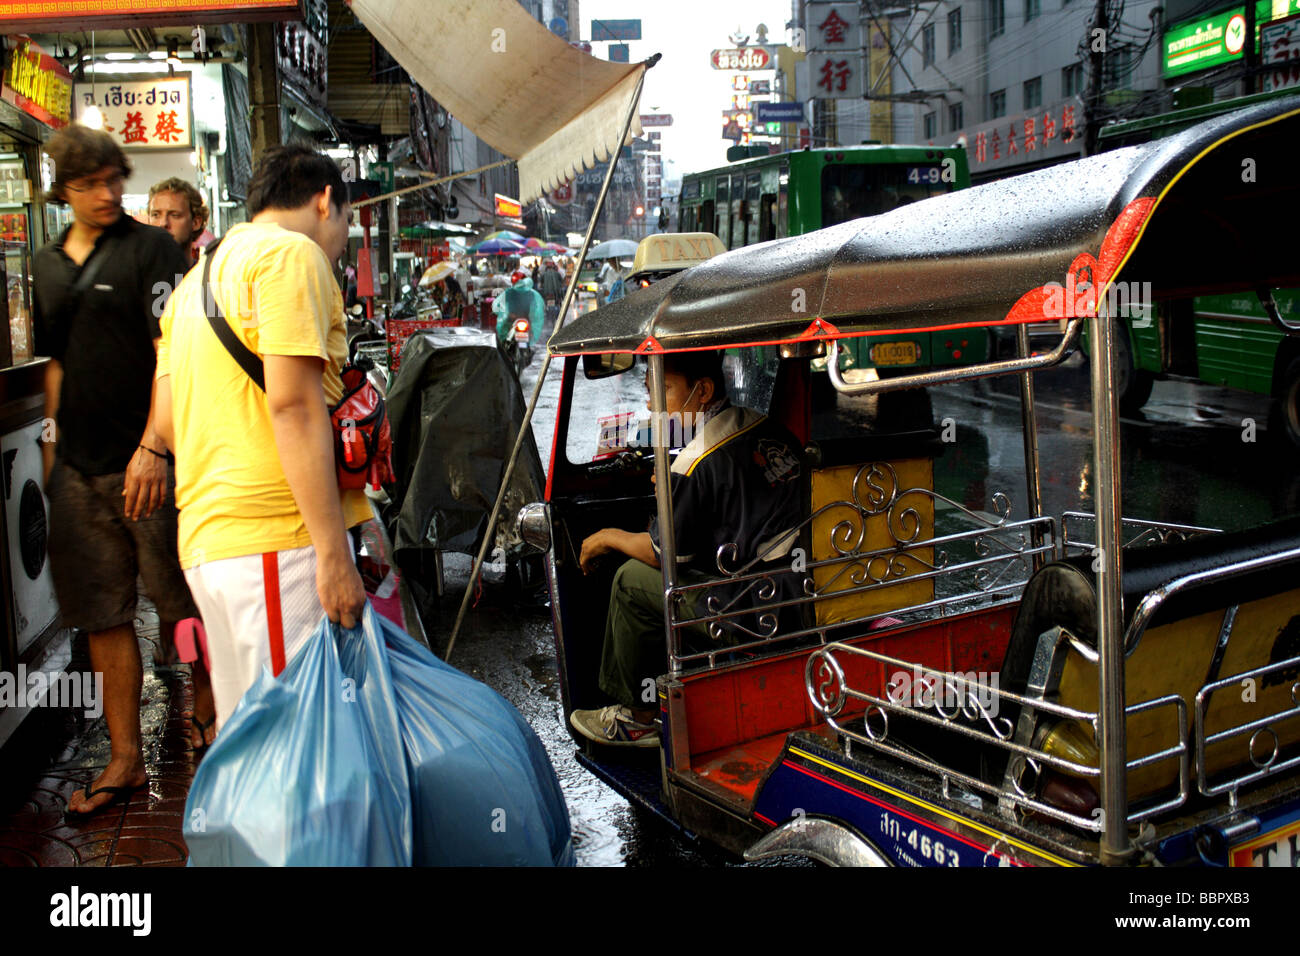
[871,341,919,366]
[1229,817,1300,867]
[515,330,530,344]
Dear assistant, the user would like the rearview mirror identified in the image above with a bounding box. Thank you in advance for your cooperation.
[583,352,636,379]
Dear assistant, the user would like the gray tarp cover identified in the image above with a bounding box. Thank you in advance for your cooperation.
[386,334,545,571]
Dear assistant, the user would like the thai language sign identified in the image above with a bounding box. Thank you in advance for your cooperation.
[711,48,773,70]
[1262,13,1300,91]
[1,36,73,129]
[74,77,193,149]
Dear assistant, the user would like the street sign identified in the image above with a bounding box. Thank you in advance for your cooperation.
[549,17,568,37]
[550,180,574,207]
[757,101,805,123]
[641,113,674,126]
[710,48,774,70]
[749,79,772,94]
[592,19,641,42]
[372,161,395,193]
[608,43,630,62]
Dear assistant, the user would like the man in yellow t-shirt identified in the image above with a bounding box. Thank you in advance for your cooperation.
[155,145,368,728]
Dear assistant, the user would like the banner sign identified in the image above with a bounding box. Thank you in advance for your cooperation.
[1,36,73,130]
[964,97,1084,173]
[640,113,673,126]
[757,101,805,123]
[74,76,193,149]
[0,0,304,32]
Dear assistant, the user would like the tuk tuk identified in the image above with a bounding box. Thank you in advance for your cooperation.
[523,96,1300,866]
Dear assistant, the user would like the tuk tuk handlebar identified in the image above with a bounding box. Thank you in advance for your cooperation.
[827,317,1083,395]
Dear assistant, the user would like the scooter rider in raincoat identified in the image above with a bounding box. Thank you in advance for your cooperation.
[493,270,544,354]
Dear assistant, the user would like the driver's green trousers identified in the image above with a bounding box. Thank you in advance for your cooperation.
[598,559,710,711]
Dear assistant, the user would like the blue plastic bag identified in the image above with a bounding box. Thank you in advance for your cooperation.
[183,610,413,866]
[381,610,575,866]
[184,604,574,866]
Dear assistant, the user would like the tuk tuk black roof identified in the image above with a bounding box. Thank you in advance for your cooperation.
[548,96,1300,357]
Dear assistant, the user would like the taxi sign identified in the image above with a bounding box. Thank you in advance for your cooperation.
[626,232,726,281]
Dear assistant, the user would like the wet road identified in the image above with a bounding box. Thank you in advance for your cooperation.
[431,321,1298,866]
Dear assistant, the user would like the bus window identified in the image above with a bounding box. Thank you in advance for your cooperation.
[701,199,715,240]
[777,165,789,238]
[741,173,761,247]
[821,163,952,227]
[759,194,776,242]
[715,176,730,246]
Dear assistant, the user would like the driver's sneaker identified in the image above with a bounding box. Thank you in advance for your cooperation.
[570,704,659,747]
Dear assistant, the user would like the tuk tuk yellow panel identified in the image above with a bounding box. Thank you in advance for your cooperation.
[810,459,934,626]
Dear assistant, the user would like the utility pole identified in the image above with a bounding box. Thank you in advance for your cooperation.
[1084,0,1108,156]
[247,22,281,161]
[1243,0,1258,97]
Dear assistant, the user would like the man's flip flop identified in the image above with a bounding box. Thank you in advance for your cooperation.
[190,714,215,751]
[63,782,146,822]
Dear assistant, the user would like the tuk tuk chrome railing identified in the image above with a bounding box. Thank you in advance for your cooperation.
[1060,511,1220,557]
[664,466,1056,671]
[803,640,1190,834]
[1195,654,1300,806]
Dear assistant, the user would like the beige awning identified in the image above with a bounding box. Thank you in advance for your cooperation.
[348,0,646,203]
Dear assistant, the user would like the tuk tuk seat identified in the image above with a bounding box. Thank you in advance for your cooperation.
[1000,515,1300,804]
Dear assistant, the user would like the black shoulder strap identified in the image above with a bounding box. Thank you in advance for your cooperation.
[202,238,266,392]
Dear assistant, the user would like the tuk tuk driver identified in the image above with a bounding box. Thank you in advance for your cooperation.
[572,350,803,747]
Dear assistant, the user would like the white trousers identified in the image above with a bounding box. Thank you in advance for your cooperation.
[183,544,326,730]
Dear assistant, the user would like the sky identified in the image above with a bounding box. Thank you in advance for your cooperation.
[578,0,796,183]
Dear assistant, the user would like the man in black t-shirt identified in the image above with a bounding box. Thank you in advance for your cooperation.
[33,127,207,818]
[571,351,803,747]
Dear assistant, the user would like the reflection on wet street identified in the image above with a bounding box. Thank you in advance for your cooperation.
[442,335,1297,866]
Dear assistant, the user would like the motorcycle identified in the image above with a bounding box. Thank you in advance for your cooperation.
[504,317,533,376]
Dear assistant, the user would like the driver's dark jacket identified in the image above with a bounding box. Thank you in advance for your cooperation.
[649,404,803,635]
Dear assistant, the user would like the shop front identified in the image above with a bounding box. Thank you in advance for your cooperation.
[0,35,72,749]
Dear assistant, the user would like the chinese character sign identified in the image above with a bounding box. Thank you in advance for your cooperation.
[73,76,192,149]
[806,1,864,98]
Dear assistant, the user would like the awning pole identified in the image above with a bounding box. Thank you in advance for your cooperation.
[444,57,656,662]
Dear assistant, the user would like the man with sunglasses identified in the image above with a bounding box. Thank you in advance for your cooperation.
[33,126,202,817]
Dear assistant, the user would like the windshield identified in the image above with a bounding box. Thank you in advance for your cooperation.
[821,163,952,227]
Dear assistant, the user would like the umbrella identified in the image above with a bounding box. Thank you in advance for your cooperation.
[589,238,638,260]
[483,230,525,242]
[522,237,545,249]
[419,261,457,286]
[471,238,526,255]
[544,242,568,252]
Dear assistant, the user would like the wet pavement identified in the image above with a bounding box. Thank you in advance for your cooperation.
[2,322,1295,868]
[0,604,201,866]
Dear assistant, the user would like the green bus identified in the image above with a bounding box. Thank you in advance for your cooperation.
[678,145,986,379]
[1097,90,1300,448]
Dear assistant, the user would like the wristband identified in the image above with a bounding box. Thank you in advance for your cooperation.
[139,444,167,459]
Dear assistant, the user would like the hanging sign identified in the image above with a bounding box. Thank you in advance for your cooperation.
[73,76,194,149]
[1,36,73,129]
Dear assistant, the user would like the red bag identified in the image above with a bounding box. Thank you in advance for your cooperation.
[332,366,394,490]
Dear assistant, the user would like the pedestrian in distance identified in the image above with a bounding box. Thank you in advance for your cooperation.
[147,176,209,267]
[154,145,368,730]
[33,126,207,818]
